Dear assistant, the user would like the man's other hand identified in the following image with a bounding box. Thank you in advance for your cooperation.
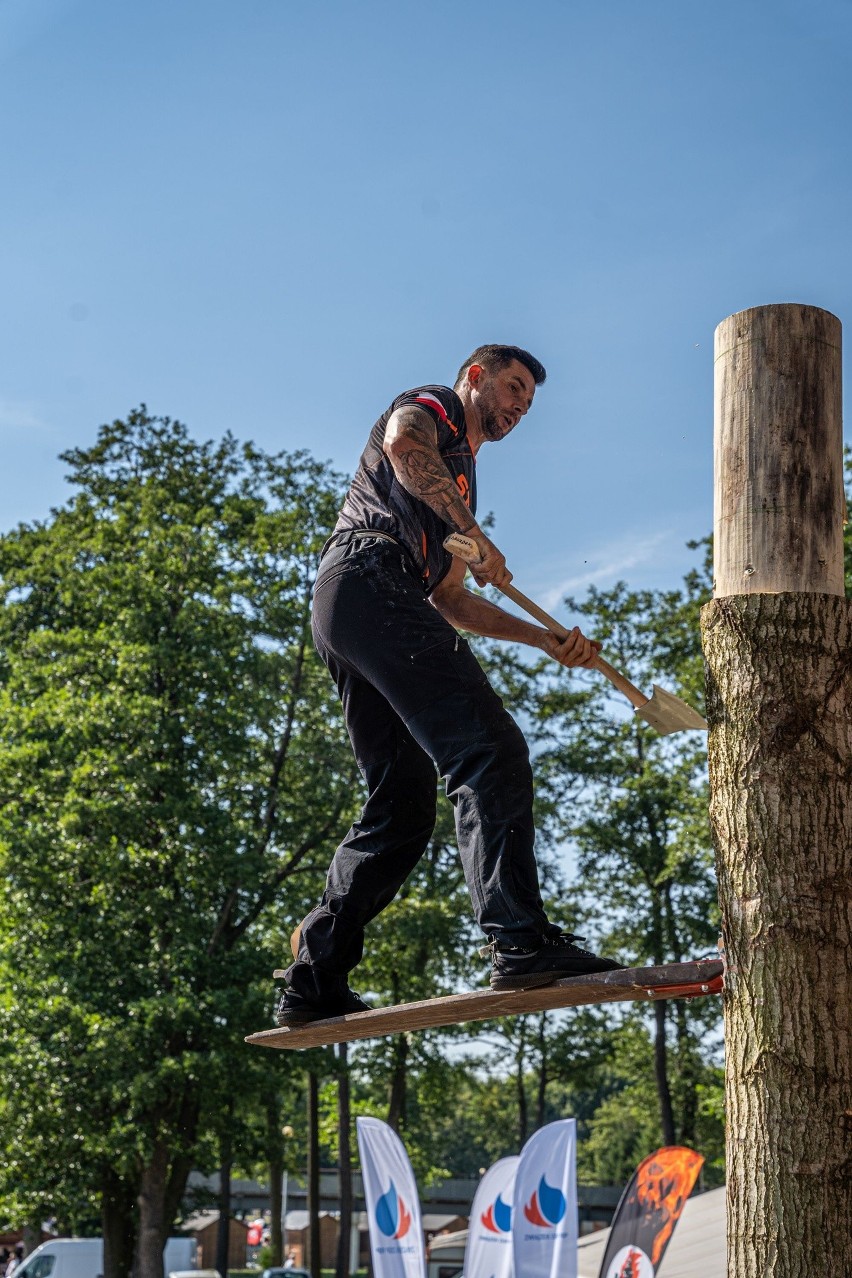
[542,627,601,669]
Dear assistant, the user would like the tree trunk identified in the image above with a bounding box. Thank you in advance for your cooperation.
[663,881,699,1144]
[307,1070,321,1278]
[215,1155,231,1278]
[387,1034,408,1132]
[516,1016,528,1145]
[649,890,676,1145]
[102,1168,136,1278]
[161,1093,200,1245]
[137,1143,170,1278]
[535,1014,548,1129]
[674,1000,698,1147]
[264,1088,285,1266]
[653,1000,676,1146]
[21,1225,39,1257]
[336,1043,352,1278]
[268,1155,283,1266]
[702,593,852,1277]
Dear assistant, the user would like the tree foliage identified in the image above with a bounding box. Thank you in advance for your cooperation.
[0,410,357,1274]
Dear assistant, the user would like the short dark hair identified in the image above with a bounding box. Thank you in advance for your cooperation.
[454,344,547,390]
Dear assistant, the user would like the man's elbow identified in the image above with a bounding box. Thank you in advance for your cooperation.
[382,432,406,467]
[429,583,464,626]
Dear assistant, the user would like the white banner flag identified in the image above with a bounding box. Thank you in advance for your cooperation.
[512,1119,578,1278]
[464,1156,519,1278]
[357,1116,426,1278]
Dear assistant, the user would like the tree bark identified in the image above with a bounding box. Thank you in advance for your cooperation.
[21,1225,39,1258]
[136,1142,170,1278]
[653,1000,677,1146]
[102,1169,136,1278]
[336,1043,352,1278]
[215,1154,231,1278]
[673,1000,698,1147]
[268,1155,284,1267]
[516,1017,528,1145]
[264,1088,285,1266]
[387,1034,408,1132]
[535,1014,548,1130]
[702,593,852,1277]
[649,889,676,1145]
[307,1071,321,1278]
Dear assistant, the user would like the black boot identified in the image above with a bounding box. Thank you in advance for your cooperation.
[275,985,371,1027]
[489,933,623,991]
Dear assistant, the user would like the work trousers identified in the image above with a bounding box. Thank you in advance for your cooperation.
[285,533,552,1001]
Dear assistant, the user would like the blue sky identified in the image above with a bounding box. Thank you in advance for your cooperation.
[3,0,851,616]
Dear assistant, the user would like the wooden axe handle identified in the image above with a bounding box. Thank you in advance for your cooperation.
[443,533,649,710]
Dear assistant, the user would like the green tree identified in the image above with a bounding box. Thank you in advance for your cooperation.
[0,410,357,1278]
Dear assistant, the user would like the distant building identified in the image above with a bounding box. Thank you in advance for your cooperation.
[281,1211,340,1270]
[180,1211,248,1270]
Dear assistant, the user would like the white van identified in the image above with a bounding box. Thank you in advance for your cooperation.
[426,1228,465,1278]
[14,1237,197,1278]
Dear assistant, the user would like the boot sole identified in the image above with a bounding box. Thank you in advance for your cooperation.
[276,1001,372,1027]
[276,1011,323,1027]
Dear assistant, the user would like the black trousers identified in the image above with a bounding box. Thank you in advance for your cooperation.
[285,533,552,1001]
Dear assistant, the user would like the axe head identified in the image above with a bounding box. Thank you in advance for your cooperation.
[637,685,708,735]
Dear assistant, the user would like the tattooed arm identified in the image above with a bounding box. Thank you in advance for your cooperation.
[383,405,512,588]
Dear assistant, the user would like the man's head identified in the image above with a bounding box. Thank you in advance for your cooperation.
[454,344,546,446]
[454,344,546,391]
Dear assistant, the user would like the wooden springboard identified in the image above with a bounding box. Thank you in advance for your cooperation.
[245,959,723,1051]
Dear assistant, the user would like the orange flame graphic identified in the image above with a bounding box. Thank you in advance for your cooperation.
[633,1147,703,1265]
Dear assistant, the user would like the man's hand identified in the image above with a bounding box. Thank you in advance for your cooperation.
[541,626,601,669]
[463,531,513,590]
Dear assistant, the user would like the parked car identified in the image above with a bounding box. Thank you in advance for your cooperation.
[426,1228,465,1278]
[15,1238,197,1278]
[261,1269,311,1278]
[169,1271,220,1278]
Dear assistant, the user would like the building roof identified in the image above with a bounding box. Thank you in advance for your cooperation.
[576,1185,725,1278]
[181,1210,248,1234]
[283,1210,336,1231]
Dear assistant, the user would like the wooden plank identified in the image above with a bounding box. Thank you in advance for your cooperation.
[245,960,723,1051]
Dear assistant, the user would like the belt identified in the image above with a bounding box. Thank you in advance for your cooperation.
[346,528,401,547]
[320,527,406,559]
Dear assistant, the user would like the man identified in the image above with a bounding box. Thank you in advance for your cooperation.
[277,344,621,1026]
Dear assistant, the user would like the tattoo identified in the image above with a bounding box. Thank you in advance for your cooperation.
[385,407,476,532]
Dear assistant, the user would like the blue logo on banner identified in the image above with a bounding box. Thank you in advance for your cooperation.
[376,1180,412,1239]
[523,1175,567,1226]
[481,1192,512,1233]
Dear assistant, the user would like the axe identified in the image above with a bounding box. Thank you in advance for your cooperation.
[443,533,707,736]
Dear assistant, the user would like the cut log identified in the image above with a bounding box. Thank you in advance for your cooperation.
[713,304,844,598]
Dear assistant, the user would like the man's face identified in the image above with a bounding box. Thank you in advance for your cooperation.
[471,359,537,442]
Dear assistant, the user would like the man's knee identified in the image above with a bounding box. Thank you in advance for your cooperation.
[397,756,439,827]
[492,712,531,767]
[473,710,533,788]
